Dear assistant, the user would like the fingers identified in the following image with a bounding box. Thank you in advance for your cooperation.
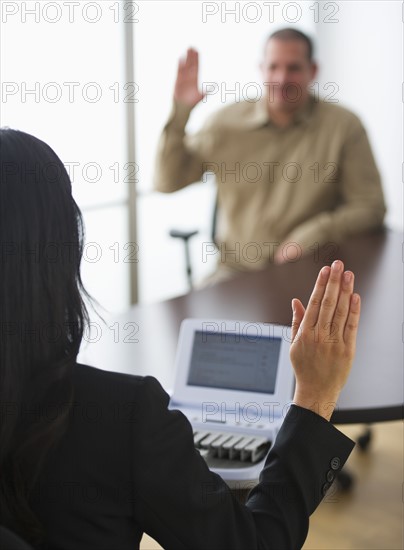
[178,49,199,76]
[185,48,198,68]
[302,265,331,328]
[307,260,360,347]
[344,293,361,347]
[317,260,345,332]
[291,299,305,342]
[332,270,355,341]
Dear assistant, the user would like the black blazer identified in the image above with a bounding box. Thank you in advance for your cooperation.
[30,363,354,550]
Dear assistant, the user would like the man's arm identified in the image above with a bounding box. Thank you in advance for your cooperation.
[153,48,214,193]
[153,100,215,193]
[275,118,386,262]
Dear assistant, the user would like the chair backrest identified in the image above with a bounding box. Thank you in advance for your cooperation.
[169,190,219,289]
[210,193,219,245]
[0,526,34,550]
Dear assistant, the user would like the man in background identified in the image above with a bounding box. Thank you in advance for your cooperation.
[154,28,386,282]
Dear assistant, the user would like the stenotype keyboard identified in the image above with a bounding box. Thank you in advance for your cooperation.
[169,319,295,488]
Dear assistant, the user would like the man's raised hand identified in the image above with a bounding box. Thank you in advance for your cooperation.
[174,48,205,107]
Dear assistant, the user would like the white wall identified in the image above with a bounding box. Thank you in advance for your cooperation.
[315,0,402,231]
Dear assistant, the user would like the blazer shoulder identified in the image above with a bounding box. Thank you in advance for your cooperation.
[73,363,166,405]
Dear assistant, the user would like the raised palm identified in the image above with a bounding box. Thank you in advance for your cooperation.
[174,48,205,107]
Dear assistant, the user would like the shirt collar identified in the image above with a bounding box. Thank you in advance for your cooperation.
[249,93,316,128]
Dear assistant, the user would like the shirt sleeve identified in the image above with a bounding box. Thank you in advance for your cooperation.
[153,100,217,193]
[131,376,355,550]
[282,118,387,253]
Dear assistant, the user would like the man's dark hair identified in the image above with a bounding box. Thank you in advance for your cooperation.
[266,28,314,61]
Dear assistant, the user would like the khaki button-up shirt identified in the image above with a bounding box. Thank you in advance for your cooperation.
[154,95,386,270]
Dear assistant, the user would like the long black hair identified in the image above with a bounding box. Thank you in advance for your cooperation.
[0,128,90,544]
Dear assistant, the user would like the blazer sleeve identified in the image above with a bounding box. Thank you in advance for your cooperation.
[131,376,354,550]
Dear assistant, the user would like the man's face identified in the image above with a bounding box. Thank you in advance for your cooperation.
[260,38,317,112]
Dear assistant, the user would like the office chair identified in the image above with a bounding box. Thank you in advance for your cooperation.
[169,193,218,290]
[0,526,34,550]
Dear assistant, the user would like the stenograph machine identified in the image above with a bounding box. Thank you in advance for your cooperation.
[169,319,296,488]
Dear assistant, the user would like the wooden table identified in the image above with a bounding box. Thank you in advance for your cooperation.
[79,228,403,424]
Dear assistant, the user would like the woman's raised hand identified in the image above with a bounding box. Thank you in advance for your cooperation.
[290,260,361,421]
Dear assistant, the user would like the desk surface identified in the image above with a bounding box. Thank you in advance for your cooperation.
[79,229,403,424]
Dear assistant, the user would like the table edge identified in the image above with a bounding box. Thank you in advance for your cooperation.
[332,404,404,425]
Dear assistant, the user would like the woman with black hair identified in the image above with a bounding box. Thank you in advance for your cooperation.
[0,128,360,550]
